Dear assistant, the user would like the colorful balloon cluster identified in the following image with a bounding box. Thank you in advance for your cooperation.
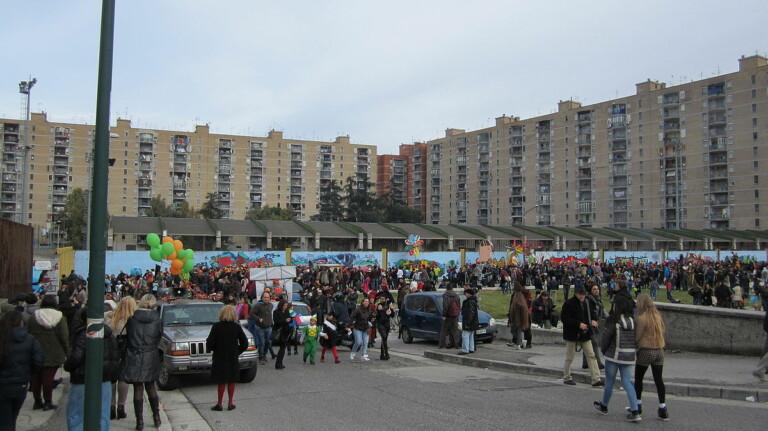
[404,234,424,256]
[146,233,196,278]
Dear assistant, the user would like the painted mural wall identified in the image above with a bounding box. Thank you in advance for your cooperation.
[72,249,768,277]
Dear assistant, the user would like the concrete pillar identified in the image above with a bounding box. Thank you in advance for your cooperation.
[621,237,627,251]
[107,228,113,249]
[314,232,320,250]
[678,238,684,251]
[448,235,454,250]
[266,231,272,249]
[357,233,364,250]
[367,233,373,250]
[215,230,221,249]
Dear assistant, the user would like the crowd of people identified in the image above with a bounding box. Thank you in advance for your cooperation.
[2,254,768,428]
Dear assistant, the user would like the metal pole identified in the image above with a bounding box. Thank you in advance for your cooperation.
[85,1,115,429]
[19,77,36,226]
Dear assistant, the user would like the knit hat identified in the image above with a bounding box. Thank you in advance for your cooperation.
[574,286,587,295]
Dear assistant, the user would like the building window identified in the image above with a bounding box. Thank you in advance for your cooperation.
[755,175,759,184]
[754,118,758,127]
[752,89,757,98]
[755,190,760,198]
[754,146,759,156]
[755,204,760,213]
[756,219,761,228]
[753,103,758,113]
[755,161,760,170]
[755,132,759,140]
[638,99,643,108]
[752,75,757,84]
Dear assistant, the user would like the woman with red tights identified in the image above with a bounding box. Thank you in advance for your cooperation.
[207,305,248,411]
[319,314,341,363]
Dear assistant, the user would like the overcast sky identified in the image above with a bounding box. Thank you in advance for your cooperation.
[1,0,766,155]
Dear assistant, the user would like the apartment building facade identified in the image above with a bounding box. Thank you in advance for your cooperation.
[0,114,376,245]
[425,54,768,230]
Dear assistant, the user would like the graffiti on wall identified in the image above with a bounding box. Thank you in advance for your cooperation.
[207,251,282,268]
[291,252,380,268]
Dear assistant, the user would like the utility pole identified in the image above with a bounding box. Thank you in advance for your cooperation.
[84,1,115,429]
[18,77,36,226]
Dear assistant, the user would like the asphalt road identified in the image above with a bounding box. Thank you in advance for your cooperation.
[176,337,768,431]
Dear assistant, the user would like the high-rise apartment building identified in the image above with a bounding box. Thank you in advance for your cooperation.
[376,142,427,219]
[0,114,376,244]
[425,54,768,230]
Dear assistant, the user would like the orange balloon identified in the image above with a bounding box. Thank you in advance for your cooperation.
[166,251,177,261]
[173,239,183,251]
[169,266,180,275]
[171,259,183,270]
[162,236,173,244]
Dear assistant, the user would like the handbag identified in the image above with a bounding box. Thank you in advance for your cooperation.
[115,326,128,359]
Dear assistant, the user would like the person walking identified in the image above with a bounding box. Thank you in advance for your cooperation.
[121,294,163,430]
[438,285,462,349]
[272,300,292,369]
[634,294,670,420]
[0,311,44,431]
[64,307,122,431]
[319,314,341,364]
[506,290,530,349]
[207,305,248,411]
[248,292,275,366]
[105,296,137,420]
[561,287,604,387]
[458,288,479,355]
[582,284,606,370]
[27,295,69,412]
[593,295,641,422]
[375,296,394,360]
[350,297,373,361]
[531,291,555,329]
[301,316,320,364]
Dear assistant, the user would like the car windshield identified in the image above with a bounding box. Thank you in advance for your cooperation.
[163,304,222,326]
[292,304,310,316]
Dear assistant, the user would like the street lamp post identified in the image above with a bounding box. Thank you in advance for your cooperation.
[18,77,37,226]
[522,204,540,226]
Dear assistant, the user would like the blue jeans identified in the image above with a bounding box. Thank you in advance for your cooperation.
[66,382,111,431]
[252,326,273,360]
[460,330,475,353]
[602,361,638,411]
[352,329,369,356]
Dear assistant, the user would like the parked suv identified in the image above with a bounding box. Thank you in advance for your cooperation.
[399,291,497,344]
[157,300,258,390]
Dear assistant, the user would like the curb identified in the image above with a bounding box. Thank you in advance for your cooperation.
[424,350,768,403]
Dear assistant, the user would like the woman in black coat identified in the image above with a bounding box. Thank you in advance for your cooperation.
[272,300,292,370]
[207,305,248,411]
[120,294,163,430]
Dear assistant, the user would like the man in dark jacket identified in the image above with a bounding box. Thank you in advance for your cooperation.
[438,285,461,349]
[561,287,604,387]
[248,292,274,365]
[458,288,479,355]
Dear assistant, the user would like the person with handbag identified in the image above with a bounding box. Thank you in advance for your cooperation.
[635,294,670,420]
[120,294,163,430]
[582,284,606,370]
[105,296,137,420]
[561,286,604,387]
[207,305,248,411]
[27,295,69,412]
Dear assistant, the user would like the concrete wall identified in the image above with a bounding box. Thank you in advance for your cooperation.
[498,304,766,356]
[655,303,765,357]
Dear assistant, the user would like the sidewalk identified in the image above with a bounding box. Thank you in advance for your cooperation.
[18,368,210,431]
[425,339,768,403]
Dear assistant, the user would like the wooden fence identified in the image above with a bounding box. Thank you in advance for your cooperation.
[0,218,33,300]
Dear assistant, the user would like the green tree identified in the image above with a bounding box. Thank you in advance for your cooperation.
[60,188,87,249]
[245,205,294,221]
[343,174,379,222]
[311,179,344,221]
[198,192,226,219]
[146,195,174,217]
[173,200,199,218]
[377,182,423,223]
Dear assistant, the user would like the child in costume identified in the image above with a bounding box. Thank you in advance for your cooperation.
[320,314,341,363]
[302,316,320,364]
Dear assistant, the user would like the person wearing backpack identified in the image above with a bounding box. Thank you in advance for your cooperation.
[438,285,461,349]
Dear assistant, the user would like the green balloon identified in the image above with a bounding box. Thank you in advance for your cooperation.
[161,242,175,257]
[146,233,160,248]
[183,259,195,272]
[185,249,195,260]
[149,246,163,262]
[176,249,187,260]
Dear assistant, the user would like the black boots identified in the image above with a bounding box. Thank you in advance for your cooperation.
[111,406,117,420]
[117,404,127,419]
[134,400,144,431]
[149,397,162,428]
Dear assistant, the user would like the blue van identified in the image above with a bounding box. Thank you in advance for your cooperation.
[399,291,497,344]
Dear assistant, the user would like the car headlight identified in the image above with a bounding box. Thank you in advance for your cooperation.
[489,318,497,327]
[169,342,190,356]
